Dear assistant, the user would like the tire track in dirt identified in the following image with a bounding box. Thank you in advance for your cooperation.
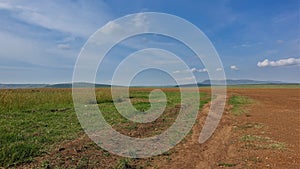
[154,95,233,169]
[153,88,300,169]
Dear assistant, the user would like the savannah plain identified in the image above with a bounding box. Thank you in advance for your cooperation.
[0,85,299,169]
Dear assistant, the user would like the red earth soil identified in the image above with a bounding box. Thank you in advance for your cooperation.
[19,88,300,169]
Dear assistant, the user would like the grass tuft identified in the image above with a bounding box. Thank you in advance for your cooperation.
[218,162,237,167]
[240,134,270,142]
[229,95,252,116]
[268,143,286,150]
[240,134,286,150]
[115,158,132,169]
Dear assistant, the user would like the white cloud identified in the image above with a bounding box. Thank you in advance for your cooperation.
[257,58,300,67]
[176,76,196,84]
[173,68,193,74]
[190,68,197,73]
[198,68,207,73]
[230,65,239,70]
[173,68,207,74]
[57,44,71,50]
[100,21,123,34]
[216,68,222,71]
[133,12,149,30]
[233,44,251,48]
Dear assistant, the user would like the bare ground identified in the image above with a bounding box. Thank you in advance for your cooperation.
[18,88,300,169]
[153,88,300,169]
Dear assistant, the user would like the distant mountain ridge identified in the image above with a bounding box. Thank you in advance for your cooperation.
[0,84,48,89]
[46,83,111,88]
[0,79,298,88]
[201,79,284,85]
[0,82,111,89]
[176,79,297,87]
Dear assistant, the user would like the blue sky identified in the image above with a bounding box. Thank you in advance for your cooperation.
[0,0,299,84]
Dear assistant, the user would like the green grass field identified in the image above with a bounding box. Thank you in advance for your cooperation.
[0,88,210,167]
[0,89,81,167]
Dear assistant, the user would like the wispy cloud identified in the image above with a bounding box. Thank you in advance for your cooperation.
[0,1,299,83]
[0,1,13,9]
[57,44,71,50]
[257,58,300,67]
[176,76,196,84]
[276,40,284,44]
[173,68,207,74]
[230,65,239,70]
[0,0,113,83]
[233,42,263,48]
[272,12,299,24]
[0,0,111,37]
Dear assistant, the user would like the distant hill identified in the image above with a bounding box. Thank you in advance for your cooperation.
[201,79,284,85]
[0,83,111,89]
[46,83,111,88]
[0,80,298,89]
[0,84,48,89]
[175,83,210,87]
[176,79,297,87]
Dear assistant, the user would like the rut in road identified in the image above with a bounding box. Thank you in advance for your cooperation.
[155,95,233,169]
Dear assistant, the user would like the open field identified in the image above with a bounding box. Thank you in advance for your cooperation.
[0,86,299,168]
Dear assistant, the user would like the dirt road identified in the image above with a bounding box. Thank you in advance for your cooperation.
[154,88,300,168]
[20,88,300,169]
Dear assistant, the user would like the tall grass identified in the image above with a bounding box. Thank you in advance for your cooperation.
[0,89,81,167]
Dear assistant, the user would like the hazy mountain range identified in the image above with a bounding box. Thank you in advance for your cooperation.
[0,80,298,89]
[0,83,111,89]
[176,79,290,87]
